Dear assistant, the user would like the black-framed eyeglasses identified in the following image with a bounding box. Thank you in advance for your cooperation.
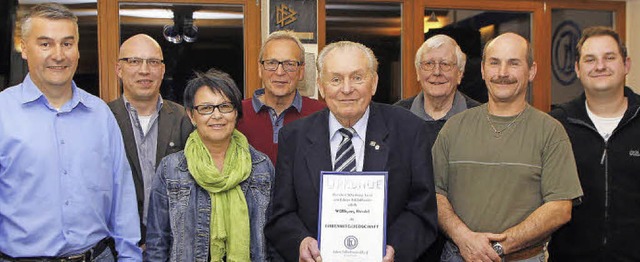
[119,57,164,68]
[192,102,235,115]
[419,60,457,72]
[260,59,302,72]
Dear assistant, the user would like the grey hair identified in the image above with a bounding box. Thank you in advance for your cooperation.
[415,34,467,74]
[258,30,305,63]
[21,3,78,39]
[317,41,378,79]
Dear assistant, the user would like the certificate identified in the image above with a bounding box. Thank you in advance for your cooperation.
[318,171,388,261]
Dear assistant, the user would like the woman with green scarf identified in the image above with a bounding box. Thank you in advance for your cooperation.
[145,69,274,262]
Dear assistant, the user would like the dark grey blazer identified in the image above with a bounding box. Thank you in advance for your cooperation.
[108,97,193,242]
[265,102,438,261]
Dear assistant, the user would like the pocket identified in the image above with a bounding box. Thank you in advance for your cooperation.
[248,172,272,197]
[82,163,113,192]
[166,179,192,220]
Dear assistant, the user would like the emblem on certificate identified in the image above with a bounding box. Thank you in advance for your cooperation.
[318,171,388,261]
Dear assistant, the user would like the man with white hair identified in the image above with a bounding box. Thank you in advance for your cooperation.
[265,41,438,262]
[396,34,479,132]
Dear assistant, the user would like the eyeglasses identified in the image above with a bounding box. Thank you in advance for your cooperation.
[119,57,164,68]
[260,59,302,72]
[192,102,235,115]
[419,60,457,72]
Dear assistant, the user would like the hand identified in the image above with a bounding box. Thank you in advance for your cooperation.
[299,237,322,262]
[455,232,506,262]
[382,245,395,262]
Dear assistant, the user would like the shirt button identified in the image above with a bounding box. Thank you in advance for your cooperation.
[63,170,68,175]
[60,140,65,145]
[65,200,69,205]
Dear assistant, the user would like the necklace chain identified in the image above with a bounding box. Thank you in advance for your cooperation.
[486,105,528,137]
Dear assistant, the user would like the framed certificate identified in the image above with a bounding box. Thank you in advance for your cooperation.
[318,171,388,261]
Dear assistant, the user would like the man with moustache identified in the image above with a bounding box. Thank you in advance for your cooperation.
[237,30,324,164]
[433,32,583,262]
[548,26,640,261]
[395,34,479,132]
[0,3,141,261]
[265,41,437,262]
[108,34,192,243]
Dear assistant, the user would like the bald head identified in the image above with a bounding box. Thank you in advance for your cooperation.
[119,34,163,59]
[117,34,166,105]
[483,32,533,68]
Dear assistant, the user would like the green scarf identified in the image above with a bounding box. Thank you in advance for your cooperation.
[184,129,252,262]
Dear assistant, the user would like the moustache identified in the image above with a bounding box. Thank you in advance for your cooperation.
[490,77,517,85]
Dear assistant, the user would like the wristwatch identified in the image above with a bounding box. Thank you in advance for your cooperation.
[492,242,504,257]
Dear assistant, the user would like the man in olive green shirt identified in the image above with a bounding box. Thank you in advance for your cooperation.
[433,32,583,262]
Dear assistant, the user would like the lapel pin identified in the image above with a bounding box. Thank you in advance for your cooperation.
[369,141,377,147]
[169,142,175,147]
[375,145,380,150]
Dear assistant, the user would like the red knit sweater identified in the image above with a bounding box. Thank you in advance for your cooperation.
[237,96,325,164]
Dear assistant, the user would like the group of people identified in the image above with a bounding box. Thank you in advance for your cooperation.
[0,2,638,262]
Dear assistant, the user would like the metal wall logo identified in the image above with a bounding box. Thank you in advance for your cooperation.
[276,3,298,27]
[552,20,581,86]
[344,235,359,250]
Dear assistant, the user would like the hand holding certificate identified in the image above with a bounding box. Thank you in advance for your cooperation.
[318,171,388,261]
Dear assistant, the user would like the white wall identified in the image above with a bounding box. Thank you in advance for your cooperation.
[626,0,640,92]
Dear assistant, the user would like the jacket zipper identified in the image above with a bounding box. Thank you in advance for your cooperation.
[601,142,608,246]
[568,119,609,246]
[600,106,640,246]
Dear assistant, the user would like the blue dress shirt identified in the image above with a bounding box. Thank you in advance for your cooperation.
[0,75,142,260]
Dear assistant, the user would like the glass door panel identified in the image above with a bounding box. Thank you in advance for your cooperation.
[326,1,402,104]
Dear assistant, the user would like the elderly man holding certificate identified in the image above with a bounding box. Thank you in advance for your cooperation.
[265,41,438,262]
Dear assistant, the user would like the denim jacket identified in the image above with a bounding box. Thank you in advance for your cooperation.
[145,146,274,262]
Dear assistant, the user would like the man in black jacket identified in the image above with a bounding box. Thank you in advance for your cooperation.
[549,26,640,261]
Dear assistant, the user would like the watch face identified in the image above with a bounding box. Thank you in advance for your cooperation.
[492,242,504,256]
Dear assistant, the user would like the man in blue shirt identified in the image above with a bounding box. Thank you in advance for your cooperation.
[0,3,142,261]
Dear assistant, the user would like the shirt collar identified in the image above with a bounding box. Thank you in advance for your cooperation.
[20,73,91,111]
[251,88,303,113]
[122,94,164,115]
[410,90,468,121]
[328,106,370,141]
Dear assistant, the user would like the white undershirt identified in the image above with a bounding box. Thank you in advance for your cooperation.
[138,114,152,135]
[586,101,622,141]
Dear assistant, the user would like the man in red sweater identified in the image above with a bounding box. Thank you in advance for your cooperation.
[238,31,325,164]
